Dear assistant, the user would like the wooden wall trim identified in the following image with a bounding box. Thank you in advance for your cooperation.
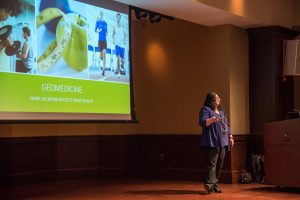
[0,134,250,186]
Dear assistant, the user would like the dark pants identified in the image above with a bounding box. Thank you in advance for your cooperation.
[203,147,226,190]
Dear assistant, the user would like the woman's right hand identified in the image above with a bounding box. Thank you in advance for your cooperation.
[211,117,219,123]
[206,117,219,126]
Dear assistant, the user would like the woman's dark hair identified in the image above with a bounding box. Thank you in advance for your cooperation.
[22,27,30,37]
[1,0,23,17]
[203,92,222,110]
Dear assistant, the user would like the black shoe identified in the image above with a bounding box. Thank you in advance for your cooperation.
[204,185,213,194]
[213,186,223,193]
[206,188,214,194]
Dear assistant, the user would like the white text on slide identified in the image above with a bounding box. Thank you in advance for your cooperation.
[41,84,83,93]
[30,96,93,103]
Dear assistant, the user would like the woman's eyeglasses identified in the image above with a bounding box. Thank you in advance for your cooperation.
[215,97,221,101]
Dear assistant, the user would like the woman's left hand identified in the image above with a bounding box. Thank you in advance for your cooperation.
[230,138,234,147]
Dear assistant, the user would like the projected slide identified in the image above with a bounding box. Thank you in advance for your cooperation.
[0,0,132,120]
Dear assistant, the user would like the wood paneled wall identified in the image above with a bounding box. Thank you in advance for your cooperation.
[0,135,249,186]
[247,26,299,154]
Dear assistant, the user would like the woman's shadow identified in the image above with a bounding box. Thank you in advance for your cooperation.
[125,189,208,195]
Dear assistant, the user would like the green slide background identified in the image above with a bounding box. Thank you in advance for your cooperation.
[0,72,130,114]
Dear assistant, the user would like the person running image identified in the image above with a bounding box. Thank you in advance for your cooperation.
[95,9,108,76]
[112,12,126,78]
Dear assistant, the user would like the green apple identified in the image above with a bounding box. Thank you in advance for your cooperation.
[56,13,88,71]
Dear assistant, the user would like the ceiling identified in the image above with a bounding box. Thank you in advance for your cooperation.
[115,0,266,28]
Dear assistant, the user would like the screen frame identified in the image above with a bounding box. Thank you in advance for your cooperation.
[0,0,137,123]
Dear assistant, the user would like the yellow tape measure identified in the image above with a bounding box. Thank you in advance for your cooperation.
[36,8,71,73]
[36,8,88,73]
